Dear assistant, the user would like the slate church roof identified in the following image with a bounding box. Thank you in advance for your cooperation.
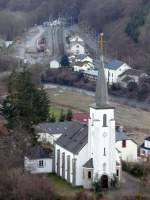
[26,145,52,160]
[56,122,88,155]
[95,52,109,108]
[34,121,75,135]
[83,158,93,168]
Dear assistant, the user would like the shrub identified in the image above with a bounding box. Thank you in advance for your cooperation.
[122,161,149,178]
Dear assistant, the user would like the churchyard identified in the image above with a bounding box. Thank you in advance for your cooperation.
[46,86,150,145]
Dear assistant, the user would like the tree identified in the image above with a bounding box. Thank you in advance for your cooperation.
[66,109,73,121]
[2,70,50,129]
[127,81,138,92]
[50,113,56,122]
[59,108,65,122]
[60,55,70,67]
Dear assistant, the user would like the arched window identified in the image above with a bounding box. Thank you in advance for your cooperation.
[103,114,107,127]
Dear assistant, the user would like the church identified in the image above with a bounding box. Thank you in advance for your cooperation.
[25,37,138,189]
[54,52,121,189]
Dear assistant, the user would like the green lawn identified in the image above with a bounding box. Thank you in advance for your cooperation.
[48,173,83,198]
[50,106,68,121]
[46,87,150,144]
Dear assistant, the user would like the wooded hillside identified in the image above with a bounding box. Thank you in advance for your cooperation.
[0,0,149,72]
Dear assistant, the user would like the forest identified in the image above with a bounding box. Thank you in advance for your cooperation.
[0,0,150,71]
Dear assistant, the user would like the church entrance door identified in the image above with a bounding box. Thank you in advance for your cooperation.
[101,175,108,188]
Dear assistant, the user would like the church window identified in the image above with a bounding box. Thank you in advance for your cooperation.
[103,163,106,171]
[88,171,92,179]
[122,140,126,148]
[103,148,106,156]
[116,169,119,176]
[39,160,44,168]
[103,114,107,127]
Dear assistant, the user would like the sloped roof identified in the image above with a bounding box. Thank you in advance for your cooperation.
[120,69,146,77]
[26,145,52,160]
[83,70,98,77]
[83,158,93,168]
[115,130,128,141]
[56,122,88,155]
[34,121,75,135]
[106,60,124,70]
[73,112,89,124]
[145,137,150,141]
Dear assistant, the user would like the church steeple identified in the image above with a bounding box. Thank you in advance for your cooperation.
[95,33,108,108]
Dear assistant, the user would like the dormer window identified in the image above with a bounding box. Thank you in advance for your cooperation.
[103,114,107,127]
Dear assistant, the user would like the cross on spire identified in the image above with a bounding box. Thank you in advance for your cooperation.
[95,33,109,108]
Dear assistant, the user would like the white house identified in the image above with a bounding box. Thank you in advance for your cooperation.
[70,43,85,56]
[24,145,53,174]
[140,137,150,158]
[81,56,93,63]
[83,70,98,81]
[118,69,148,85]
[50,60,60,69]
[104,60,131,84]
[115,128,138,162]
[73,61,94,72]
[35,122,75,145]
[70,35,84,44]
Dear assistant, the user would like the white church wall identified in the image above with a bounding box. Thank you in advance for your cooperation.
[55,144,75,185]
[88,107,116,181]
[115,139,137,162]
[76,144,88,186]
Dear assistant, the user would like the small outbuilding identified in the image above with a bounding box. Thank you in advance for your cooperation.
[24,145,53,174]
[50,59,60,69]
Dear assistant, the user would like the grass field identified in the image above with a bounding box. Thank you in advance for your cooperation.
[46,87,150,144]
[48,174,82,198]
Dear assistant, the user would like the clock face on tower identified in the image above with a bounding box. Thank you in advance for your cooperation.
[103,132,107,137]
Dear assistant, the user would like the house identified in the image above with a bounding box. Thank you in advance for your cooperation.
[50,59,60,69]
[119,76,135,88]
[118,69,148,84]
[35,122,75,144]
[73,61,94,72]
[140,137,150,158]
[83,70,98,81]
[104,60,131,84]
[115,127,138,162]
[70,35,84,44]
[70,43,85,55]
[24,145,53,174]
[81,56,93,63]
[5,41,13,48]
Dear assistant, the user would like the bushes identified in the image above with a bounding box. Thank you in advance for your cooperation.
[125,2,150,42]
[122,161,149,178]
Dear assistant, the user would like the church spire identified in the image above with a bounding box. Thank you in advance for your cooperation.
[95,33,109,108]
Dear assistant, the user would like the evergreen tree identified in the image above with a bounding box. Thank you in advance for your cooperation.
[59,108,65,122]
[60,55,70,67]
[50,113,56,122]
[2,70,50,129]
[66,109,73,121]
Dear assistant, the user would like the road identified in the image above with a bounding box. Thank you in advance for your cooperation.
[44,22,64,58]
[11,26,45,65]
[43,83,150,111]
